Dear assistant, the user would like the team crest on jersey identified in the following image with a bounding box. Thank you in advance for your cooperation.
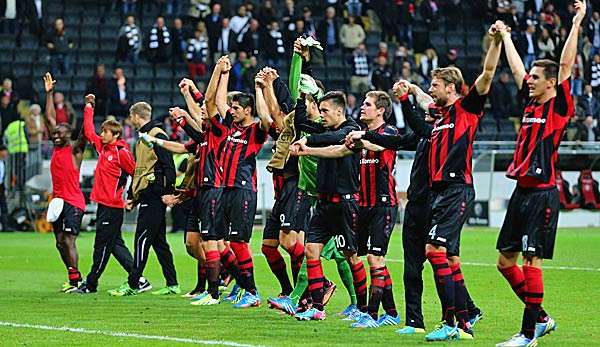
[107,155,113,161]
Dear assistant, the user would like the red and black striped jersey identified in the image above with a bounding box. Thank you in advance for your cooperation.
[506,77,574,188]
[428,86,486,186]
[183,116,228,188]
[220,110,268,191]
[359,124,399,207]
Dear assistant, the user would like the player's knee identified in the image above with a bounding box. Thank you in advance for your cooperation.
[447,256,460,266]
[305,243,320,260]
[425,243,444,253]
[55,239,65,251]
[497,252,518,269]
[366,254,385,267]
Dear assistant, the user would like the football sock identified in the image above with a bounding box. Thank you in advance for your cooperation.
[427,251,455,326]
[67,267,81,286]
[262,244,293,295]
[451,262,469,330]
[285,241,305,284]
[230,242,257,294]
[196,261,207,293]
[220,246,244,290]
[307,259,325,310]
[521,265,544,339]
[333,249,357,305]
[368,266,385,319]
[289,259,308,305]
[381,266,398,317]
[205,250,221,299]
[350,261,368,312]
[499,264,548,322]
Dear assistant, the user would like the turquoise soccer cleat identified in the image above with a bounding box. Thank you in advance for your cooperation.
[295,308,326,321]
[425,323,458,341]
[377,313,401,326]
[351,314,380,328]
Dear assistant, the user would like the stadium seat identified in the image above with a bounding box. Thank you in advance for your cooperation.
[135,65,154,78]
[132,77,153,92]
[556,171,579,210]
[0,35,16,49]
[0,49,13,63]
[155,66,173,78]
[153,78,172,91]
[577,170,600,209]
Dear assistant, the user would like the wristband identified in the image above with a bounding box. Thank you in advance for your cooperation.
[193,91,203,101]
[399,93,410,102]
[156,139,164,147]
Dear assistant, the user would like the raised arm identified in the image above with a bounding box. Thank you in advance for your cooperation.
[255,74,273,133]
[294,143,352,158]
[289,38,310,101]
[500,26,526,89]
[409,82,434,111]
[395,81,433,138]
[474,22,504,95]
[216,57,232,118]
[83,94,102,150]
[43,72,57,132]
[205,59,223,117]
[559,0,586,83]
[179,79,204,127]
[263,68,285,130]
[141,132,190,154]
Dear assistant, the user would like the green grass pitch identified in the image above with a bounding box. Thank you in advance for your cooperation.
[0,227,599,346]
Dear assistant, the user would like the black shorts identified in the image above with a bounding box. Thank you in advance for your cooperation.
[185,195,201,233]
[263,179,312,240]
[306,196,359,253]
[52,201,84,236]
[497,187,559,259]
[427,184,475,256]
[403,198,431,238]
[197,187,225,240]
[357,206,398,256]
[223,188,257,242]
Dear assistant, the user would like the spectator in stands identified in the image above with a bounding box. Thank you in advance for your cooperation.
[504,5,521,31]
[576,115,600,142]
[264,20,285,68]
[420,0,439,27]
[230,5,251,42]
[3,117,28,190]
[46,17,74,75]
[51,92,76,131]
[396,0,415,48]
[240,19,262,57]
[0,0,17,34]
[117,15,142,64]
[346,0,362,17]
[0,78,18,106]
[257,0,277,27]
[0,144,8,231]
[377,42,389,60]
[391,45,412,78]
[538,28,556,59]
[339,15,365,54]
[345,93,360,123]
[317,6,340,52]
[518,24,538,70]
[419,47,438,82]
[187,0,210,26]
[370,55,393,92]
[215,17,237,62]
[171,17,188,63]
[241,55,259,93]
[389,92,406,133]
[589,11,600,56]
[186,28,209,80]
[541,2,560,32]
[490,71,515,130]
[0,94,17,133]
[25,103,46,145]
[285,18,305,53]
[496,0,513,24]
[578,84,600,119]
[589,54,600,95]
[400,61,424,88]
[302,6,317,37]
[166,0,181,16]
[85,64,110,118]
[230,51,247,91]
[349,42,370,95]
[147,16,172,64]
[108,68,130,121]
[204,3,222,57]
[439,48,458,67]
[571,53,585,96]
[281,0,297,42]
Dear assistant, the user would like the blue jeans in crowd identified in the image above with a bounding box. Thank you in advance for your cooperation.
[50,54,70,75]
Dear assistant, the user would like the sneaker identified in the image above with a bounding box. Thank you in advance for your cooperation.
[61,282,80,293]
[343,310,369,322]
[468,309,484,328]
[351,315,380,328]
[190,291,209,301]
[496,333,538,347]
[396,326,426,335]
[295,308,326,321]
[534,316,556,338]
[71,282,97,294]
[336,304,356,317]
[223,284,241,303]
[191,294,220,306]
[233,292,261,308]
[151,285,181,295]
[425,323,458,341]
[138,277,153,293]
[182,290,203,299]
[268,296,297,315]
[377,313,401,326]
[322,281,337,307]
[454,328,474,340]
[109,284,138,297]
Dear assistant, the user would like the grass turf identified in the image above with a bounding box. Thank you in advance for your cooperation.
[0,227,599,346]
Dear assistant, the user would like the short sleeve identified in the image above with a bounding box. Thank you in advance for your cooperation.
[518,74,531,104]
[460,85,487,115]
[555,77,574,117]
[254,122,268,144]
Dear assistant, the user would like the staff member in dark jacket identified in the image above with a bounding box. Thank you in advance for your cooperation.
[110,101,179,296]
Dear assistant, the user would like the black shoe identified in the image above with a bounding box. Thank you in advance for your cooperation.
[138,277,153,293]
[72,282,97,294]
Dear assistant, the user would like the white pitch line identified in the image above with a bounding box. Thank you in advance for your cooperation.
[252,253,600,272]
[0,321,268,347]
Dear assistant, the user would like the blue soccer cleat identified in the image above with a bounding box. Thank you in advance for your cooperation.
[268,296,297,315]
[377,313,401,326]
[351,314,380,328]
[534,317,556,338]
[233,292,261,308]
[468,310,484,328]
[338,304,357,317]
[425,323,458,341]
[190,291,209,301]
[223,284,241,303]
[496,333,538,347]
[295,308,326,321]
[396,326,426,335]
[343,309,369,322]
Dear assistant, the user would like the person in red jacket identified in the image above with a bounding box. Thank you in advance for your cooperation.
[72,94,150,293]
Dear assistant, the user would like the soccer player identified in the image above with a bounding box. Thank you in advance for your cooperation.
[73,94,151,294]
[388,23,503,340]
[293,90,401,328]
[109,101,179,296]
[43,72,86,292]
[348,82,483,335]
[288,90,363,321]
[214,56,272,308]
[494,2,585,346]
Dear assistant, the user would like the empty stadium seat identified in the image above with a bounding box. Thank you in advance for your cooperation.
[556,170,579,210]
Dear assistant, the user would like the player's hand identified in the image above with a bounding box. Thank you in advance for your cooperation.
[573,0,586,26]
[125,199,135,211]
[294,37,310,61]
[255,73,266,88]
[85,94,95,108]
[139,132,156,144]
[344,131,366,148]
[290,138,308,156]
[218,56,231,73]
[43,72,56,93]
[393,81,410,98]
[161,194,180,207]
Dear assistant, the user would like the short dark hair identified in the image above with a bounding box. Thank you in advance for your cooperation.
[318,91,346,110]
[0,144,7,151]
[231,92,255,110]
[532,59,559,81]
